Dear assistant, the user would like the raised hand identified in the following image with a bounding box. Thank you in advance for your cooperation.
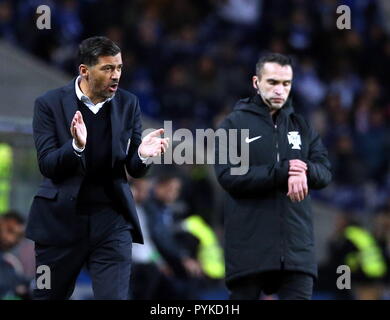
[70,111,87,149]
[138,128,169,158]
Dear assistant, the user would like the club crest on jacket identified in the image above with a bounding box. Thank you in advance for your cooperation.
[287,131,302,150]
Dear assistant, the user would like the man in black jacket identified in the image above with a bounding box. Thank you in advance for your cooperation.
[214,53,332,300]
[27,36,169,299]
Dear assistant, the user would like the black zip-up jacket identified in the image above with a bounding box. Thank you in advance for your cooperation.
[214,95,332,286]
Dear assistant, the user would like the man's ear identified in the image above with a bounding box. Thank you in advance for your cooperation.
[252,75,261,92]
[252,76,259,90]
[79,64,89,80]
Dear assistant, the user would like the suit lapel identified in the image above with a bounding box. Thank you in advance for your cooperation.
[61,78,86,171]
[61,79,78,130]
[110,94,121,167]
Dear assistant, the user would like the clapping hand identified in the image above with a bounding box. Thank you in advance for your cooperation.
[70,111,87,149]
[138,128,169,158]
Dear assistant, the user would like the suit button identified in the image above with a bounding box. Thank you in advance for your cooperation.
[70,197,75,201]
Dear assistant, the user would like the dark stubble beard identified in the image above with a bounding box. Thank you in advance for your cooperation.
[93,81,113,101]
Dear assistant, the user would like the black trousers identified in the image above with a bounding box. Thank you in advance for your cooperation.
[229,270,314,300]
[33,204,133,300]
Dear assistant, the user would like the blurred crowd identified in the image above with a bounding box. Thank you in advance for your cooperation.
[1,0,390,299]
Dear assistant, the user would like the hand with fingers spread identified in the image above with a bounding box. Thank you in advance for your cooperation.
[287,159,308,202]
[70,111,87,149]
[138,128,170,158]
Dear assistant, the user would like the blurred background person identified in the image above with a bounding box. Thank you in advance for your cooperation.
[130,177,173,300]
[372,200,390,299]
[0,210,30,299]
[317,212,388,300]
[144,173,203,299]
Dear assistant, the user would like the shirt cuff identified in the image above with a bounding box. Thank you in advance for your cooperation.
[138,148,149,164]
[72,139,85,153]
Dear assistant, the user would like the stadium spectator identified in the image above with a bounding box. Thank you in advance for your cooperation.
[318,212,388,300]
[130,178,174,300]
[144,174,203,299]
[0,210,29,299]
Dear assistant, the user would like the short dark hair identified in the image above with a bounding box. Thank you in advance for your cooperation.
[78,36,121,66]
[255,53,292,77]
[155,173,180,186]
[1,210,25,225]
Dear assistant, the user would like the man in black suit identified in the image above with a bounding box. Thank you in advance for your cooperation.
[26,36,169,299]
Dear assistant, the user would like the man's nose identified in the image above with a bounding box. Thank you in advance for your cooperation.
[112,69,121,80]
[274,85,283,95]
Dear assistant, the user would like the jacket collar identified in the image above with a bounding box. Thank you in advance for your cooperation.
[74,76,114,113]
[235,94,294,118]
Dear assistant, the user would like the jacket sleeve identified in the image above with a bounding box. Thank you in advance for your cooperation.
[214,116,289,197]
[32,97,85,180]
[124,97,150,178]
[305,124,332,189]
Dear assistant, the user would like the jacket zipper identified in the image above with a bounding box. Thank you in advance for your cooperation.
[275,124,280,162]
[274,122,284,266]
